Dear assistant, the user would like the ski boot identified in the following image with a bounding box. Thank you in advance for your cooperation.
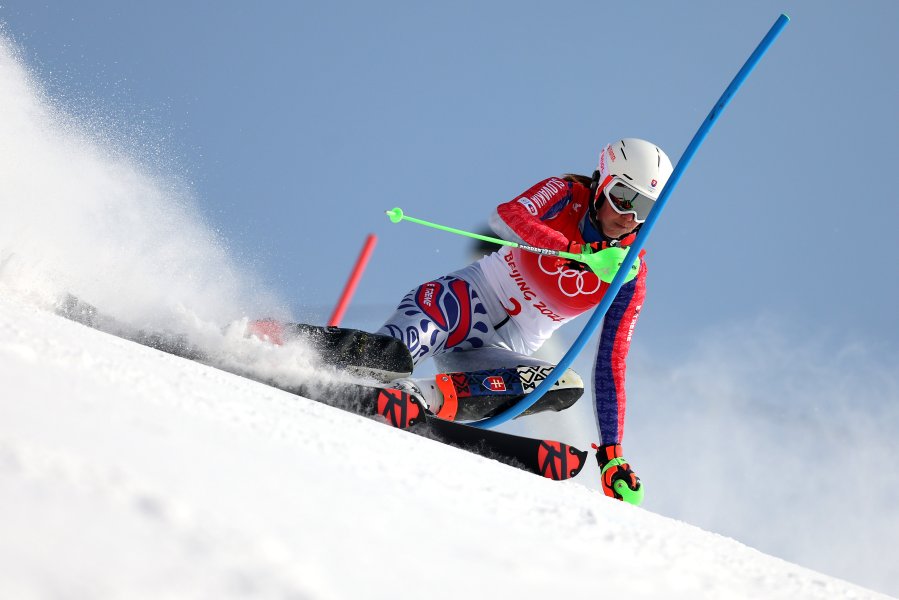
[398,365,584,422]
[247,320,414,381]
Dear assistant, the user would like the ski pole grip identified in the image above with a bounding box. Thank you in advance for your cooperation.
[614,479,645,506]
[579,247,640,284]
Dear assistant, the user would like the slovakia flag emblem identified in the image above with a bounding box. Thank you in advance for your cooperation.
[483,376,507,392]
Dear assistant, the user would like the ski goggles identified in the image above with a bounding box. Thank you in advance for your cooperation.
[603,180,656,223]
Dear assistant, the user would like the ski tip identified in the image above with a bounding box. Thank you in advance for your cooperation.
[375,388,425,429]
[537,441,588,480]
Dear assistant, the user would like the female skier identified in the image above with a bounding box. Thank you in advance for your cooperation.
[377,138,673,502]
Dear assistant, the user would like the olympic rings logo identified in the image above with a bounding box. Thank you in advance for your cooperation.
[537,255,601,298]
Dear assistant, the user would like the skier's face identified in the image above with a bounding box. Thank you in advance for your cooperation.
[596,198,639,239]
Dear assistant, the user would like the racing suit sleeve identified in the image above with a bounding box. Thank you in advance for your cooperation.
[592,256,647,445]
[489,177,576,250]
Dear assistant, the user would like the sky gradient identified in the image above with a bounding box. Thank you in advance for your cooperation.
[3,1,897,354]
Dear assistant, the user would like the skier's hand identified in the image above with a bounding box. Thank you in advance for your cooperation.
[567,240,603,255]
[594,443,644,505]
[555,241,601,272]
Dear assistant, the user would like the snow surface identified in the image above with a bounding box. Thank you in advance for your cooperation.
[0,292,889,600]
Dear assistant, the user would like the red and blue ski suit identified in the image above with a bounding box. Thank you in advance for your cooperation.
[488,176,645,445]
[379,176,645,445]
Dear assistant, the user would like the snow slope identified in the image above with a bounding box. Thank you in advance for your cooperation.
[0,292,889,600]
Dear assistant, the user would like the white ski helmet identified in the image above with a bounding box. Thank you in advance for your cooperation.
[594,138,673,223]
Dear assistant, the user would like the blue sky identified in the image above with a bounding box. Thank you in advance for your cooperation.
[3,2,899,593]
[4,1,898,356]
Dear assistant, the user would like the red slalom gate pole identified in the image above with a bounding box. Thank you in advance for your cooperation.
[328,233,378,327]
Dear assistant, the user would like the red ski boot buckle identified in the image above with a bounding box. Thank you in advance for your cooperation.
[434,374,459,421]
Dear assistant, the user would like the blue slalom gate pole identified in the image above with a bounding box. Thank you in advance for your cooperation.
[471,13,790,429]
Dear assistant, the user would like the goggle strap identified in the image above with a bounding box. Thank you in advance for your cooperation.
[589,170,600,199]
[594,174,615,208]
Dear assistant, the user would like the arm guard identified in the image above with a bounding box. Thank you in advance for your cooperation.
[490,177,577,250]
[592,256,646,445]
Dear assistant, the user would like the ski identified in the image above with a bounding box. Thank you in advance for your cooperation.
[296,383,587,480]
[55,295,588,480]
[228,369,587,479]
[423,412,587,480]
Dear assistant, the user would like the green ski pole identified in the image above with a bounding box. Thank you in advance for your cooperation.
[385,207,638,284]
